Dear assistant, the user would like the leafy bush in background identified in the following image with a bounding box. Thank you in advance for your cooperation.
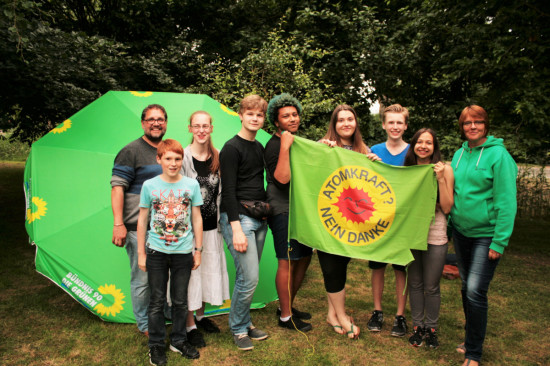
[516,165,550,220]
[0,129,30,161]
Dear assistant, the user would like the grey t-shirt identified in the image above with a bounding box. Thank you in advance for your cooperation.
[110,137,161,231]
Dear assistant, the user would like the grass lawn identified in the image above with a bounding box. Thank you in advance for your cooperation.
[1,162,548,365]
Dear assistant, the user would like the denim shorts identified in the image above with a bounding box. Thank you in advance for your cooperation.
[268,213,313,260]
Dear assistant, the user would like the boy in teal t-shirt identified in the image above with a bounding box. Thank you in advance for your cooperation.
[137,139,203,364]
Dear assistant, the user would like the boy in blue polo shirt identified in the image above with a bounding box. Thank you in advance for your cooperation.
[138,139,203,365]
[368,104,410,338]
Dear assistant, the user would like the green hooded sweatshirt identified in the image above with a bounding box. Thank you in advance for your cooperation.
[450,136,517,254]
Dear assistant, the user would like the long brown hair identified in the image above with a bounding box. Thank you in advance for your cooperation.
[322,105,369,154]
[403,128,442,166]
[189,111,219,174]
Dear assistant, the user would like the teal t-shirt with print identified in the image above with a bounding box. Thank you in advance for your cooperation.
[139,175,203,254]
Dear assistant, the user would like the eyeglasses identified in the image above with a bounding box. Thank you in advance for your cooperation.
[463,120,485,127]
[190,125,211,131]
[143,118,166,125]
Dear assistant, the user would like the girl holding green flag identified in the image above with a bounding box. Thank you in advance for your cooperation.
[403,128,454,349]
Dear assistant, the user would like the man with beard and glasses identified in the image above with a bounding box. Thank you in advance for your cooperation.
[111,104,168,337]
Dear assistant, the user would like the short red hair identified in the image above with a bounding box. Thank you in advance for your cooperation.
[157,139,183,159]
[458,105,489,139]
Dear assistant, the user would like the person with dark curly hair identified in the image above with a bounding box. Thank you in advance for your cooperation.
[264,93,313,332]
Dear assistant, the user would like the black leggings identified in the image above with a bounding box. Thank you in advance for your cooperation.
[317,250,351,293]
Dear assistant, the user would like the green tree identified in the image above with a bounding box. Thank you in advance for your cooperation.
[0,0,200,141]
[369,0,550,161]
[188,24,346,140]
[2,0,549,163]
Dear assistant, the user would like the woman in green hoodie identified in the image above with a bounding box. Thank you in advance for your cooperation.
[450,105,517,366]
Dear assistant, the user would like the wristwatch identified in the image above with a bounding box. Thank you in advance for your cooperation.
[195,247,203,253]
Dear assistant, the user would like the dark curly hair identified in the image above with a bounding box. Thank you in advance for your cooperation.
[267,93,303,125]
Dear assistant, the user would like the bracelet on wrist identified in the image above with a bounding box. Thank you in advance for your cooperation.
[114,223,125,227]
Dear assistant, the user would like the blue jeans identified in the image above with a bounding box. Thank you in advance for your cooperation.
[220,212,268,335]
[126,231,150,332]
[453,229,500,362]
[146,247,193,347]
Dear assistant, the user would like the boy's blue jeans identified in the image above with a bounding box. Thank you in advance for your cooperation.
[146,247,193,347]
[453,228,500,363]
[220,212,267,335]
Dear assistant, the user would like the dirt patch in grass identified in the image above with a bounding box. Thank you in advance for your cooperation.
[510,252,550,266]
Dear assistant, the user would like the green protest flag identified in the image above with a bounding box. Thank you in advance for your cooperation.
[289,136,437,266]
[24,91,277,323]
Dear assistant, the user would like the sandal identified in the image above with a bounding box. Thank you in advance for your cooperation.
[456,343,466,354]
[327,320,345,335]
[330,324,344,334]
[345,317,360,340]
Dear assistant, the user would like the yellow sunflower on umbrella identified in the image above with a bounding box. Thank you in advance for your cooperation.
[94,284,126,317]
[27,197,47,223]
[129,91,153,97]
[51,119,72,134]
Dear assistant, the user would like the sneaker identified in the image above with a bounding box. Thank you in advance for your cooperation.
[408,326,425,347]
[367,310,384,332]
[276,307,312,320]
[233,334,254,351]
[391,315,408,337]
[278,316,313,332]
[196,316,221,333]
[247,326,268,340]
[187,328,206,348]
[149,345,167,366]
[425,327,439,349]
[169,341,200,359]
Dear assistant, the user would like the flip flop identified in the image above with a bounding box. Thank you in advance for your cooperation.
[456,343,466,354]
[328,323,344,335]
[345,317,360,340]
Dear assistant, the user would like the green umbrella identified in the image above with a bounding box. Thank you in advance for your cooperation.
[24,91,277,323]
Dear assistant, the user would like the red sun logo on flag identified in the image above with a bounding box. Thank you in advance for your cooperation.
[333,187,375,223]
[318,166,396,246]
